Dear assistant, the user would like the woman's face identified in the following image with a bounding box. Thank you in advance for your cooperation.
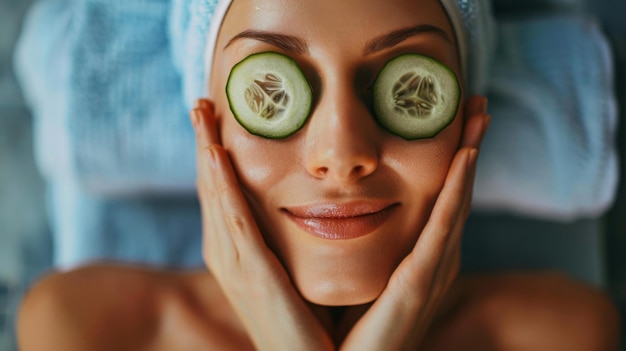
[210,0,463,306]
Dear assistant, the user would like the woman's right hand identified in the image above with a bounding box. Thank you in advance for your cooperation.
[191,99,334,351]
[340,96,489,350]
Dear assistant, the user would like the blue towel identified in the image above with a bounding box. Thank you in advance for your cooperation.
[47,180,203,268]
[15,0,204,267]
[16,0,197,196]
[474,15,618,219]
[14,0,619,267]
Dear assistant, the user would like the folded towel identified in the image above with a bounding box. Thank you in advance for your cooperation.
[16,0,197,196]
[13,0,619,267]
[474,15,618,219]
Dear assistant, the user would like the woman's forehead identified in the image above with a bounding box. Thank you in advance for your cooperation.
[220,0,456,48]
[207,0,465,97]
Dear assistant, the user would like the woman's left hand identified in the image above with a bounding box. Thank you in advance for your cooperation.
[339,96,490,350]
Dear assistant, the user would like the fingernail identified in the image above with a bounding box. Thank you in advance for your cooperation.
[197,108,207,128]
[207,146,217,170]
[198,99,212,110]
[480,114,491,136]
[467,148,478,169]
[190,109,200,129]
[482,114,491,134]
[477,97,488,114]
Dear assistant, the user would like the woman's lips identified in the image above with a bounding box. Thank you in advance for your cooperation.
[283,202,399,240]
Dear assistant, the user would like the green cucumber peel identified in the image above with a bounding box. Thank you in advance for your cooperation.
[372,54,461,140]
[226,51,313,139]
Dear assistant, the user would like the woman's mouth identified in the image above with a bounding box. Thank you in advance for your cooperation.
[282,202,400,240]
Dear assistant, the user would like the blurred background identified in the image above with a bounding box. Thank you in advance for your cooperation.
[1,0,50,349]
[0,0,625,350]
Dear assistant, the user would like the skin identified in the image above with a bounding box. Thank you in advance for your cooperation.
[16,0,621,350]
[210,0,465,306]
[194,89,485,349]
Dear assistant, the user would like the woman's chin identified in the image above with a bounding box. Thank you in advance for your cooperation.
[281,241,408,306]
[295,274,388,307]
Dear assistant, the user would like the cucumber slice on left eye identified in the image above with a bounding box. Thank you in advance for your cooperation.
[372,54,461,140]
[226,52,312,139]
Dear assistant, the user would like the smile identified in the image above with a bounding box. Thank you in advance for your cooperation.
[282,202,400,240]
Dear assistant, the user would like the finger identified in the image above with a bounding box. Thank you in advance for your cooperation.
[400,147,474,287]
[191,99,220,149]
[191,104,216,194]
[431,225,463,297]
[417,146,478,301]
[417,147,471,250]
[209,144,297,297]
[412,243,461,345]
[191,105,217,208]
[198,98,222,146]
[209,145,273,263]
[192,101,279,274]
[191,101,221,209]
[431,143,478,279]
[190,103,238,269]
[465,95,487,116]
[386,143,477,304]
[202,152,237,269]
[197,97,212,110]
[192,110,234,268]
[459,147,478,220]
[380,148,470,311]
[461,96,490,149]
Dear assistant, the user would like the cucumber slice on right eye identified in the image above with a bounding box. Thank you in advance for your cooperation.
[372,54,461,140]
[226,51,312,139]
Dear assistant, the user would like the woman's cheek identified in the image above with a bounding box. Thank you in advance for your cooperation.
[222,120,292,197]
[385,134,459,209]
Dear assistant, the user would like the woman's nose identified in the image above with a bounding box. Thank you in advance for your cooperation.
[304,79,379,183]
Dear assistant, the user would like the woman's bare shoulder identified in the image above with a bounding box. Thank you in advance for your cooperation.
[16,264,243,351]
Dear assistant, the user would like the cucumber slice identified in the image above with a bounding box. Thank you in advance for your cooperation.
[372,54,461,140]
[226,52,312,139]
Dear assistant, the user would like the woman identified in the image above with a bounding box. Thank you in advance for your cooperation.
[17,0,620,349]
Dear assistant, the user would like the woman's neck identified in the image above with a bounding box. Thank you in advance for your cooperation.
[308,302,373,346]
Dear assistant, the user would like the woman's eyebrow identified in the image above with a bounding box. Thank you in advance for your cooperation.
[224,24,450,56]
[363,24,451,55]
[225,29,309,54]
